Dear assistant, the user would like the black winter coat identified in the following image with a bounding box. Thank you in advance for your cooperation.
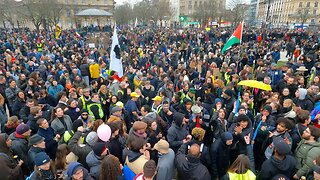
[258,155,296,180]
[210,138,232,179]
[175,144,211,180]
[37,127,58,160]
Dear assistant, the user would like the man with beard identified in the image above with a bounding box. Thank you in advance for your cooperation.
[158,101,174,126]
[210,132,234,180]
[294,125,320,179]
[286,76,298,98]
[263,118,292,160]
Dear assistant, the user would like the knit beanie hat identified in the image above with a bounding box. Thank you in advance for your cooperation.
[86,131,98,147]
[92,142,107,156]
[34,152,50,166]
[16,124,30,135]
[263,105,272,114]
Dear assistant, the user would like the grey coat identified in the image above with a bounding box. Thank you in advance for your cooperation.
[86,151,103,179]
[5,87,20,106]
[167,124,189,153]
[156,148,175,180]
[50,115,73,136]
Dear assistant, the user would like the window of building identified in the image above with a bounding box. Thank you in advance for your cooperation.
[194,1,197,6]
[307,2,310,7]
[314,10,317,14]
[299,2,302,7]
[315,2,319,7]
[311,19,315,24]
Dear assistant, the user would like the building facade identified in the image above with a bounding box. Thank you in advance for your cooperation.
[256,0,320,28]
[248,0,260,26]
[179,0,226,19]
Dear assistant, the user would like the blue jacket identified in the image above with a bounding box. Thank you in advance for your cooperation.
[311,102,320,121]
[272,51,280,62]
[48,84,64,98]
[268,69,283,87]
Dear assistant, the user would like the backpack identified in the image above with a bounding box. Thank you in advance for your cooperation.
[123,164,136,180]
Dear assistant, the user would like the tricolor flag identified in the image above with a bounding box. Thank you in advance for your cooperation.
[222,22,243,54]
[110,24,123,77]
[55,25,61,39]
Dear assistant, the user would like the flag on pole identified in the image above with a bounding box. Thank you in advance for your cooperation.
[55,24,61,39]
[110,23,123,77]
[134,18,138,28]
[233,92,241,115]
[221,22,243,54]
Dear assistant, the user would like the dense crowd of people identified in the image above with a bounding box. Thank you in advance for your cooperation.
[0,25,319,180]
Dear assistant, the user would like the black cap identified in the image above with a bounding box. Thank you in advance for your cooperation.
[273,137,290,155]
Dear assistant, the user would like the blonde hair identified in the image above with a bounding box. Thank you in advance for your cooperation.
[213,79,225,89]
[191,127,206,141]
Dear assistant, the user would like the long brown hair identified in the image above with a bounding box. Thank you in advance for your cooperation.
[228,154,250,174]
[55,144,69,170]
[99,155,122,180]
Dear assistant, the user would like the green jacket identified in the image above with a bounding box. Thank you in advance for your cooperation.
[295,140,320,177]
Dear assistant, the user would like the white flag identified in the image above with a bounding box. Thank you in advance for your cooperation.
[110,24,123,77]
[134,18,138,28]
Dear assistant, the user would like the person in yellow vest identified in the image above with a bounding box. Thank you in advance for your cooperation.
[151,96,163,114]
[227,154,256,180]
[78,88,91,110]
[180,83,189,103]
[63,119,85,144]
[36,40,44,53]
[181,88,196,104]
[87,93,104,120]
[89,60,100,80]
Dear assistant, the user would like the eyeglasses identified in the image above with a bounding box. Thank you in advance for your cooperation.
[82,113,88,116]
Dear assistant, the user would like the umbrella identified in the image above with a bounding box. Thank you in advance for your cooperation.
[238,80,272,91]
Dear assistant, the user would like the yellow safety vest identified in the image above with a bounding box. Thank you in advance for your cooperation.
[228,170,256,180]
[79,96,88,109]
[63,130,85,144]
[87,103,104,120]
[117,89,124,95]
[224,72,230,85]
[36,43,43,52]
[181,91,196,104]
